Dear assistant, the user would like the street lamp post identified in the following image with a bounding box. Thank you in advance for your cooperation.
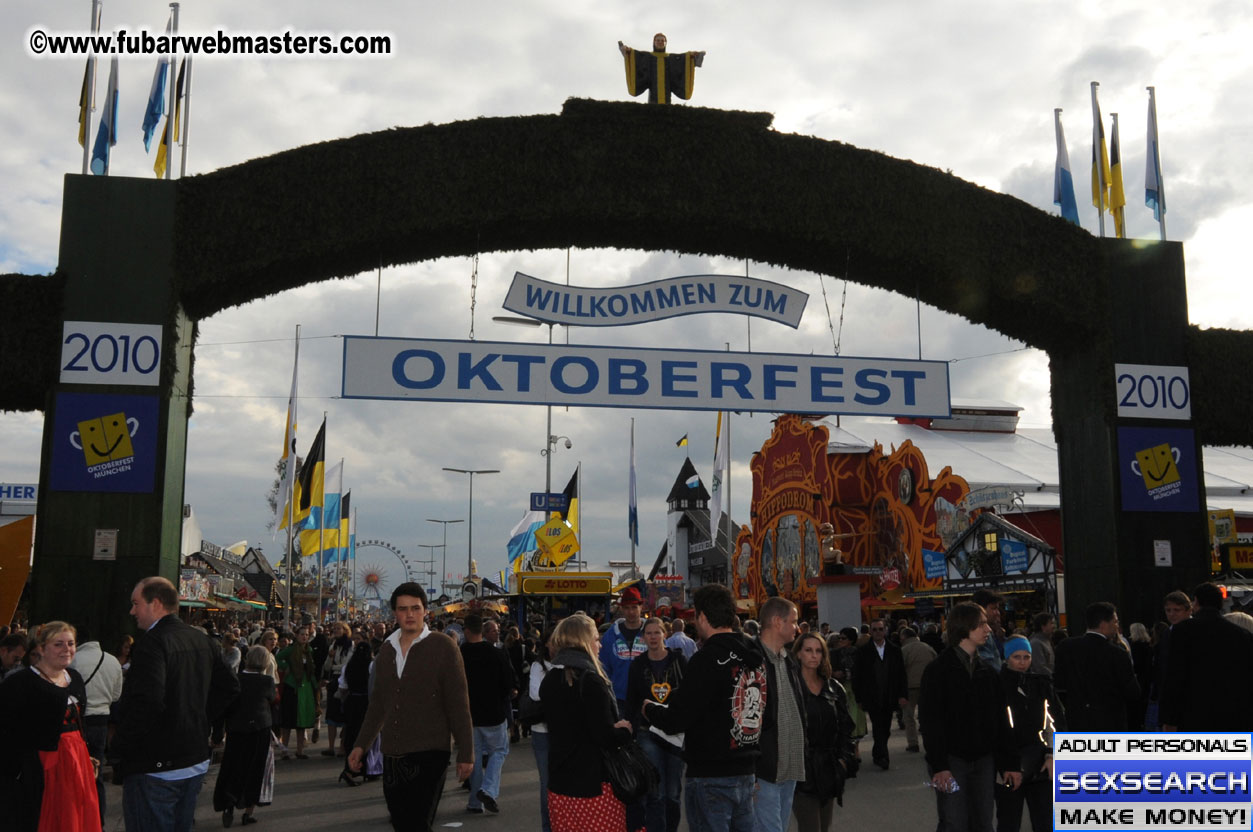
[442,468,499,577]
[426,518,464,593]
[492,315,562,515]
[415,546,438,594]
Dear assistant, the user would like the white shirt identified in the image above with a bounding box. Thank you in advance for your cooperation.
[528,660,550,733]
[385,625,431,679]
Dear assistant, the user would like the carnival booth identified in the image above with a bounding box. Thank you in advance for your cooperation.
[732,414,971,625]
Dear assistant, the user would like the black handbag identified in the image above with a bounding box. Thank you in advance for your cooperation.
[601,739,659,803]
[517,687,545,727]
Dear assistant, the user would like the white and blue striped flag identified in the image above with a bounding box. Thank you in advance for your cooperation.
[1053,108,1080,225]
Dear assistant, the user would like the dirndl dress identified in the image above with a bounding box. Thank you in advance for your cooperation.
[37,696,101,832]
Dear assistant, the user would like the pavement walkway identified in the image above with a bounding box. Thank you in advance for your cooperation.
[103,729,954,831]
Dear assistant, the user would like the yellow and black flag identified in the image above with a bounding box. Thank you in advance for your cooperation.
[153,58,186,178]
[1091,84,1111,211]
[1109,113,1127,238]
[557,467,579,539]
[77,58,93,147]
[294,418,326,526]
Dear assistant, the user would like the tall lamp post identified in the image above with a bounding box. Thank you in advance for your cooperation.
[426,518,464,593]
[442,468,499,577]
[415,545,439,594]
[492,316,568,517]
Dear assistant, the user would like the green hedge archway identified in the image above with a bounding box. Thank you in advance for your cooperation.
[2,98,1250,444]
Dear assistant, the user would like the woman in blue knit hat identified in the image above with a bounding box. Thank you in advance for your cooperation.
[995,636,1066,832]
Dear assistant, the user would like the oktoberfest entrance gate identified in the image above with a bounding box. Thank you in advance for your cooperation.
[3,98,1246,647]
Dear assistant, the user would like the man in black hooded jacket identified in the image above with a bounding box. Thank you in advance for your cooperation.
[644,584,766,832]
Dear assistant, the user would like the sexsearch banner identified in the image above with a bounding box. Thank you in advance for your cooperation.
[341,337,951,417]
[1054,733,1252,830]
[501,272,809,328]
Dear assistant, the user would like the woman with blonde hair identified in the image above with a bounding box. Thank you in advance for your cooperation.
[539,614,635,832]
[0,621,101,831]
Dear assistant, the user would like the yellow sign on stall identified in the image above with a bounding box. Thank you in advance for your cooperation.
[535,517,580,568]
[519,573,613,595]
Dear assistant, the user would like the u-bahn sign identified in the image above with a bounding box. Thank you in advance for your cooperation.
[342,337,951,417]
[502,272,809,328]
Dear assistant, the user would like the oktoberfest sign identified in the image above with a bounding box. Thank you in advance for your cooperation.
[342,337,951,417]
[502,272,809,328]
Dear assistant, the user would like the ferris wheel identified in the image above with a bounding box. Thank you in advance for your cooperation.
[353,540,414,605]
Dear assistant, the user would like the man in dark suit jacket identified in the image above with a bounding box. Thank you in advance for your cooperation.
[1053,601,1139,731]
[1160,582,1253,731]
[113,576,239,832]
[853,618,908,769]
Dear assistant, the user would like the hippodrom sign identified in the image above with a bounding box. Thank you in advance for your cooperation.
[340,336,951,417]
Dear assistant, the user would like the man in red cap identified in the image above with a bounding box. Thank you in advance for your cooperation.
[599,585,648,716]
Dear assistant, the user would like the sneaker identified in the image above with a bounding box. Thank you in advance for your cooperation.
[476,790,499,814]
[466,807,484,815]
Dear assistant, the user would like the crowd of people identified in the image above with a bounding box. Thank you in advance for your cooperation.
[2,577,1250,832]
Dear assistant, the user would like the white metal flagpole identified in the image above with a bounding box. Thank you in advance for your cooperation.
[284,325,300,631]
[164,3,178,180]
[317,411,327,622]
[80,0,101,175]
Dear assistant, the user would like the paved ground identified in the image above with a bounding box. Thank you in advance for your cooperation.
[103,730,950,830]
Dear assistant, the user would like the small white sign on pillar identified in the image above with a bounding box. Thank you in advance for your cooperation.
[1153,539,1172,567]
[94,528,118,561]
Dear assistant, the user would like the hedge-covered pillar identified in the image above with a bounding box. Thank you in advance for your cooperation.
[30,175,193,652]
[1052,239,1210,631]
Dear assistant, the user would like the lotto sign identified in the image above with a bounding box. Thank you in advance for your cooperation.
[1054,733,1252,830]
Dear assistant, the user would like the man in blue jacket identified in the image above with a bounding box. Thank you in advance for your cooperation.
[599,585,647,714]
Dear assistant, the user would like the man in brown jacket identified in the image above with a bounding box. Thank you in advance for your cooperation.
[349,582,473,832]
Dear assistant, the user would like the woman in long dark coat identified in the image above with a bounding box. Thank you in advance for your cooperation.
[215,646,277,827]
[337,637,373,785]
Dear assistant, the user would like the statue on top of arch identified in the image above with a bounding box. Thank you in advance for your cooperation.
[618,33,706,104]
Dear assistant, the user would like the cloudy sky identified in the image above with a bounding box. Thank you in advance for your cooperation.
[4,1,1252,597]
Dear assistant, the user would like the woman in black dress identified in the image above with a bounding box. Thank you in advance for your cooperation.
[215,645,277,827]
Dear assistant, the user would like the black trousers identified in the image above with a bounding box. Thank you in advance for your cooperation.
[995,775,1051,832]
[382,749,451,832]
[867,706,894,763]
